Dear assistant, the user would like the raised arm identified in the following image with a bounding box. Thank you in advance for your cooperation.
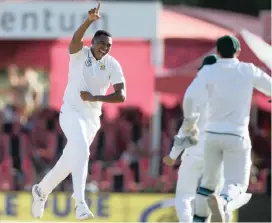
[69,1,101,54]
[253,65,272,97]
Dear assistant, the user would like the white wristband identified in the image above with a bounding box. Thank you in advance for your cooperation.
[169,146,181,160]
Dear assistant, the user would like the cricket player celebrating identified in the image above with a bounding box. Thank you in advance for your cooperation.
[163,55,218,223]
[181,35,271,222]
[163,55,252,222]
[31,1,126,220]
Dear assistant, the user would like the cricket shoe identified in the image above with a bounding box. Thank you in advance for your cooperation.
[75,201,94,221]
[31,184,48,219]
[207,194,226,222]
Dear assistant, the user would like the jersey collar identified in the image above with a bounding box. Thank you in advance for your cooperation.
[217,58,239,64]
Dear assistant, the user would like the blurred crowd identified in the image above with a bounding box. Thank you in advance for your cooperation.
[0,66,271,194]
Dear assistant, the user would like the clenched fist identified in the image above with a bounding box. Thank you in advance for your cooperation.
[80,91,97,102]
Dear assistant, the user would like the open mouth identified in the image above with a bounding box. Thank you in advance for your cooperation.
[99,49,107,54]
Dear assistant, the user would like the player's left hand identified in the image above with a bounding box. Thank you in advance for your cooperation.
[181,115,199,136]
[163,155,175,166]
[80,91,97,102]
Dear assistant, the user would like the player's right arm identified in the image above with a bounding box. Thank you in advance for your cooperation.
[252,64,272,97]
[69,1,101,54]
[182,68,208,134]
[165,73,207,163]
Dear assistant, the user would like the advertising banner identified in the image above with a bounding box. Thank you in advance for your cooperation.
[0,192,177,222]
[0,192,238,222]
[0,1,160,39]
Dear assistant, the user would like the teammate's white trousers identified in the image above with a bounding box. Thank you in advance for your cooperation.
[175,154,203,222]
[195,133,251,219]
[39,105,100,203]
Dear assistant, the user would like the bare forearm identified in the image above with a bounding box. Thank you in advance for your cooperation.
[95,92,126,103]
[71,19,93,44]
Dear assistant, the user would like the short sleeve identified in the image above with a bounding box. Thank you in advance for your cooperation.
[110,58,125,85]
[69,46,89,60]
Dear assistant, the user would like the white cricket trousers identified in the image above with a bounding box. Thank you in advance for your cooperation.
[39,105,100,203]
[175,138,224,223]
[175,154,203,223]
[195,133,251,218]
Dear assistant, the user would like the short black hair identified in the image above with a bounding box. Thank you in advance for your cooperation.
[216,35,240,58]
[93,30,112,39]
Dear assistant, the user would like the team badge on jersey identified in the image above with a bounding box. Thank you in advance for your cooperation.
[85,58,92,67]
[100,64,106,70]
[85,50,92,67]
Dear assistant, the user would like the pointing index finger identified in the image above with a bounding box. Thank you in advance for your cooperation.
[96,1,101,12]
